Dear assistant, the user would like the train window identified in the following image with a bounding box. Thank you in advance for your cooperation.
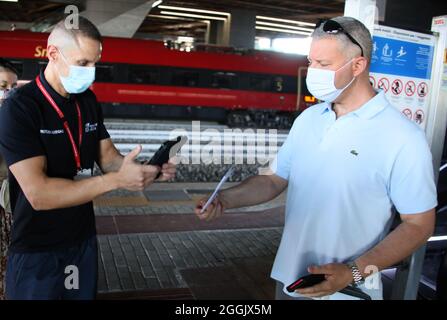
[274,76,283,92]
[300,75,312,97]
[211,72,236,89]
[95,64,114,82]
[249,75,272,92]
[37,60,48,70]
[279,76,298,94]
[172,70,199,87]
[128,65,160,85]
[7,60,24,78]
[25,60,48,80]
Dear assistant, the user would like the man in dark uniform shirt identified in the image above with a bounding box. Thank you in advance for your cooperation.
[0,16,176,300]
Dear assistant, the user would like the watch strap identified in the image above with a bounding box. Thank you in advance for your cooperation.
[347,262,364,286]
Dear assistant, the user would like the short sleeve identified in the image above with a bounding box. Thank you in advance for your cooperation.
[389,130,437,214]
[269,118,300,180]
[0,97,45,167]
[96,98,110,141]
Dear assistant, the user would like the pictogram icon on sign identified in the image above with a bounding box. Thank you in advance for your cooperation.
[378,77,389,93]
[405,81,415,96]
[391,79,403,95]
[413,109,424,124]
[369,76,376,88]
[402,108,412,120]
[417,82,428,97]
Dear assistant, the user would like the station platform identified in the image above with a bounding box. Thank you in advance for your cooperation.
[92,181,445,300]
[94,182,286,300]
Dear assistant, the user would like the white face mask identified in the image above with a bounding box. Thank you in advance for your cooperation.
[306,59,356,103]
[0,89,6,106]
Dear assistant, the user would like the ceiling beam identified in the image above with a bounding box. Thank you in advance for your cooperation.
[145,21,207,30]
[165,0,315,14]
[290,11,345,19]
[27,3,64,15]
[267,0,343,11]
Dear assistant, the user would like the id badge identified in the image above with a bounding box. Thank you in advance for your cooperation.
[74,168,93,181]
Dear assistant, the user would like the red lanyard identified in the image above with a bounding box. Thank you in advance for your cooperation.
[35,75,83,171]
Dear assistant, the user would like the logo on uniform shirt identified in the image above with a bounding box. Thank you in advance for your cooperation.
[84,123,98,133]
[40,129,64,135]
[350,149,359,156]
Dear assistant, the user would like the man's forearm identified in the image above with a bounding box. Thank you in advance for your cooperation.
[220,174,287,209]
[29,172,119,211]
[101,154,124,173]
[355,217,434,277]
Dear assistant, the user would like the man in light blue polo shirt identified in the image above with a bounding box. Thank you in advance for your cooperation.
[194,16,437,300]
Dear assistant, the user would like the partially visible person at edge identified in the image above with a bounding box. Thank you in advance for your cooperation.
[195,16,437,300]
[0,58,18,300]
[0,16,176,300]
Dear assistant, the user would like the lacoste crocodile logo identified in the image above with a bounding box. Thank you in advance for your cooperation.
[350,150,359,156]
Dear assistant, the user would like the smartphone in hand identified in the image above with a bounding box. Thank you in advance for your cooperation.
[286,274,326,292]
[146,135,187,179]
[286,273,372,300]
[148,135,187,167]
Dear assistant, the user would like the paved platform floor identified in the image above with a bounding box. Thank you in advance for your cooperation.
[94,182,286,299]
[92,181,447,300]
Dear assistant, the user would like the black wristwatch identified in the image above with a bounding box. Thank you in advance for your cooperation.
[346,261,365,287]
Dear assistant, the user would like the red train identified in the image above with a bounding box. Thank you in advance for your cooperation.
[0,30,314,128]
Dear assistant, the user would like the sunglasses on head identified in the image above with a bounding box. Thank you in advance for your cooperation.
[316,19,364,57]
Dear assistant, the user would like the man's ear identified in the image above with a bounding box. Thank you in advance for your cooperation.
[352,56,368,77]
[46,45,58,62]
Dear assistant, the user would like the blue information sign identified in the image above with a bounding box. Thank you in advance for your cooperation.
[370,35,434,80]
[369,25,436,128]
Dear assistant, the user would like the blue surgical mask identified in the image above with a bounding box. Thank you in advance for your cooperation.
[57,48,95,94]
[306,59,355,102]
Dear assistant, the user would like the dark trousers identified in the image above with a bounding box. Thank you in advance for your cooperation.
[5,235,98,300]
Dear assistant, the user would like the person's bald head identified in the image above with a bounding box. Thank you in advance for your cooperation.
[46,16,102,75]
[48,16,102,50]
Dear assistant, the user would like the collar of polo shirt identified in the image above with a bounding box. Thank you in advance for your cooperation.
[321,90,387,120]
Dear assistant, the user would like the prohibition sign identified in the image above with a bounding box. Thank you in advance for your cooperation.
[414,109,425,124]
[405,80,416,96]
[417,82,428,97]
[391,79,403,95]
[402,108,412,119]
[378,77,389,92]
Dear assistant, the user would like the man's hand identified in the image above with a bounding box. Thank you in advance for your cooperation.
[115,145,160,191]
[194,194,226,222]
[193,174,288,222]
[155,160,176,182]
[295,263,353,298]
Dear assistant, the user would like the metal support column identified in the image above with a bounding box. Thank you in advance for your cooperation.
[344,0,378,34]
